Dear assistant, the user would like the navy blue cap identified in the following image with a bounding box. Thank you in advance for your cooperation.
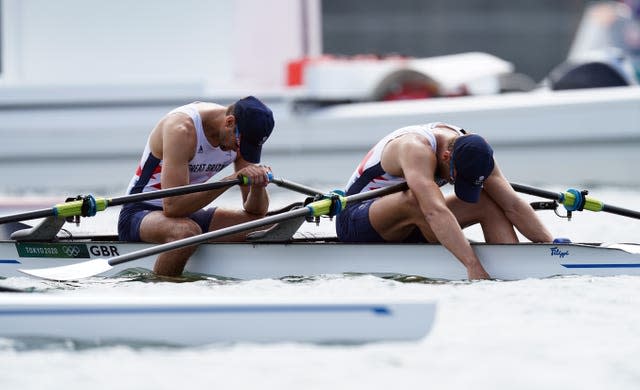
[234,96,274,163]
[450,134,494,203]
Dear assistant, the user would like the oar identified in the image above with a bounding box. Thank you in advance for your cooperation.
[0,178,246,225]
[511,182,640,219]
[0,175,326,226]
[271,177,325,197]
[18,182,408,281]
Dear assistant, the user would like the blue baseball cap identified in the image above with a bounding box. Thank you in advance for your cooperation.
[450,134,495,203]
[234,96,274,163]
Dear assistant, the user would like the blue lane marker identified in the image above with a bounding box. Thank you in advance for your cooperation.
[562,263,640,269]
[0,260,20,264]
[0,305,392,316]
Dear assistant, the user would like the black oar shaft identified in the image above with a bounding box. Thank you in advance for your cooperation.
[602,204,640,219]
[107,179,242,206]
[109,207,311,266]
[0,179,243,225]
[510,183,560,201]
[0,209,55,225]
[109,182,409,267]
[511,182,640,220]
[271,178,325,197]
[347,182,408,203]
[0,177,329,225]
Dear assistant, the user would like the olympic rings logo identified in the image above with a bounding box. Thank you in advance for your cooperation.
[61,245,81,257]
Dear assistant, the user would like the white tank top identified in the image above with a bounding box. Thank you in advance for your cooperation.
[344,122,464,195]
[125,103,237,206]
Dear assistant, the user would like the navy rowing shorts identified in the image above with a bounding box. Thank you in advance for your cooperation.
[118,202,216,242]
[336,199,385,242]
[336,199,428,243]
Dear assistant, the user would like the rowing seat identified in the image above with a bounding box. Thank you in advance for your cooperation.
[246,216,306,242]
[10,216,66,241]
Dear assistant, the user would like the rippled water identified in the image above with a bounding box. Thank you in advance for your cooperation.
[2,183,640,389]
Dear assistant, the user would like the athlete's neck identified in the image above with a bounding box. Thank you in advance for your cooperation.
[200,106,228,146]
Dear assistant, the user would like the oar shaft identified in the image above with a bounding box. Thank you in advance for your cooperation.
[602,204,640,219]
[271,178,325,196]
[16,180,413,280]
[0,179,244,225]
[107,179,242,207]
[510,183,560,201]
[109,207,311,266]
[109,182,409,267]
[511,182,640,220]
[0,209,55,225]
[346,182,408,203]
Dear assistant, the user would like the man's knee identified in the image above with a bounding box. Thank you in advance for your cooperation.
[477,191,504,217]
[399,189,423,221]
[165,220,202,243]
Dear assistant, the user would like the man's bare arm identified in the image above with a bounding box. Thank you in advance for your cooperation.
[394,137,490,279]
[159,118,230,217]
[234,157,270,215]
[483,164,553,242]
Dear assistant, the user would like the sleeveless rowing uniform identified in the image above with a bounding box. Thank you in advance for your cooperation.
[126,103,236,206]
[118,102,236,241]
[336,123,465,242]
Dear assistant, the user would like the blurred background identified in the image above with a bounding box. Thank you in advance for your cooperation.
[322,0,584,82]
[0,0,591,84]
[0,0,639,195]
[0,0,604,92]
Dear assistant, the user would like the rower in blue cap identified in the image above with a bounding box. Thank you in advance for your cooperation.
[118,96,275,276]
[336,122,555,280]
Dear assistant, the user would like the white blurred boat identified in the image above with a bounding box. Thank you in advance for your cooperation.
[0,295,436,345]
[2,85,640,192]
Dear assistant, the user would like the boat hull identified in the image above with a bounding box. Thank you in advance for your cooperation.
[3,240,640,281]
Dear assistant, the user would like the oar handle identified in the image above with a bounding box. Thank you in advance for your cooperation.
[238,172,274,185]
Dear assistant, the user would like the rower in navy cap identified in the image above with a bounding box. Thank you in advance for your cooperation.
[118,96,275,277]
[336,123,554,280]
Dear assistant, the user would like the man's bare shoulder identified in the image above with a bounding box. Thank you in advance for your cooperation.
[196,102,226,110]
[162,111,195,129]
[153,113,196,140]
[385,132,434,157]
[147,113,197,159]
[381,133,435,176]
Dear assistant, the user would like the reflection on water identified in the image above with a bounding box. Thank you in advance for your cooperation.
[0,336,186,352]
